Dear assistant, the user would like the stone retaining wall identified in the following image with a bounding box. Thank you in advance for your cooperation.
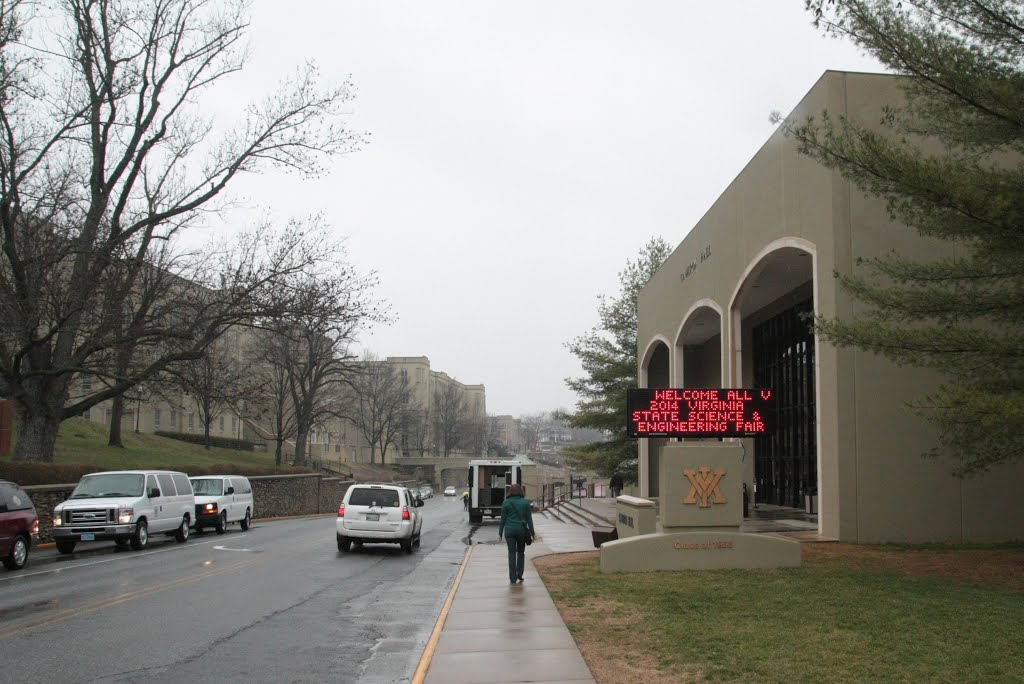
[24,484,75,546]
[25,474,359,544]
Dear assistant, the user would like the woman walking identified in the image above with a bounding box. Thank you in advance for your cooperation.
[498,484,535,585]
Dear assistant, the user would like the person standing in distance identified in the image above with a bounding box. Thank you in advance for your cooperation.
[609,472,624,499]
[498,484,535,585]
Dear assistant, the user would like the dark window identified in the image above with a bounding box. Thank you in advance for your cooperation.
[753,298,817,509]
[0,483,32,511]
[171,473,192,496]
[347,488,400,507]
[156,473,176,496]
[191,478,223,496]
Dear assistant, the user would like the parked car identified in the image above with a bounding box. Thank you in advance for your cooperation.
[52,470,194,554]
[336,484,423,553]
[189,475,254,534]
[443,486,457,496]
[0,480,38,570]
[418,485,433,499]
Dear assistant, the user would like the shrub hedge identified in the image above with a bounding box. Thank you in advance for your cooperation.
[0,461,313,486]
[153,431,256,451]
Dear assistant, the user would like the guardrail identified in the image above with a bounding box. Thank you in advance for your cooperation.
[540,483,572,511]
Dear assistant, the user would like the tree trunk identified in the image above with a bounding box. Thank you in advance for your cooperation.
[108,394,125,447]
[275,439,283,466]
[203,397,212,449]
[294,429,307,466]
[13,405,62,462]
[369,444,376,464]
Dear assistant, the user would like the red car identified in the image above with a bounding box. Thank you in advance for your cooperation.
[0,480,38,570]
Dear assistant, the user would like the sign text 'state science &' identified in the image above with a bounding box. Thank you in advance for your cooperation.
[626,388,776,438]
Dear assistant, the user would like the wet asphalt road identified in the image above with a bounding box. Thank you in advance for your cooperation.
[0,495,478,684]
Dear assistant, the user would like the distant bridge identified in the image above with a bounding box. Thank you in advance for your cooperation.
[391,456,477,487]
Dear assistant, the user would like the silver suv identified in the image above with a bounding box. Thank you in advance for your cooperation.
[336,484,423,554]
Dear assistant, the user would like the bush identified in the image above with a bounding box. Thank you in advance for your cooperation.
[0,461,314,486]
[154,431,256,451]
[0,462,105,486]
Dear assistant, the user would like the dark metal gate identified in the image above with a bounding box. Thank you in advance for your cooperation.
[752,299,816,508]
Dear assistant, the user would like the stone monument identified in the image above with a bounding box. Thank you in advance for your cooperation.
[600,441,800,573]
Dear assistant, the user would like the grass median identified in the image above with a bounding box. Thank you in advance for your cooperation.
[535,543,1024,684]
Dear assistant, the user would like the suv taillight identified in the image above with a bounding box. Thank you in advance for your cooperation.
[402,506,410,521]
[337,504,345,518]
[31,517,39,535]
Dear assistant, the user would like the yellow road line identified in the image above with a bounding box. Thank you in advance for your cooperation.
[0,556,262,639]
[411,544,473,684]
[1,536,323,639]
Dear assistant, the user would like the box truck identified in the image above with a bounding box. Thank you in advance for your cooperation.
[466,459,523,524]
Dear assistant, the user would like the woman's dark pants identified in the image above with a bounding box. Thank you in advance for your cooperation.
[505,532,526,582]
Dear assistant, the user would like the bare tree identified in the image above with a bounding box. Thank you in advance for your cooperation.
[433,383,467,458]
[249,327,298,466]
[485,415,510,457]
[403,404,432,458]
[520,412,549,454]
[463,414,487,457]
[260,270,385,466]
[168,333,253,449]
[0,0,362,461]
[342,353,413,464]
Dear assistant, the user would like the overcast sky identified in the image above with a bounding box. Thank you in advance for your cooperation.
[209,1,885,417]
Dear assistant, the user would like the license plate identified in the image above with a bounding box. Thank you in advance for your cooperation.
[365,513,379,521]
[81,533,95,541]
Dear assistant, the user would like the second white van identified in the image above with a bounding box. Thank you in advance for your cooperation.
[189,475,254,534]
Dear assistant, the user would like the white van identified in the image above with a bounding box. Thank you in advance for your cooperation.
[52,470,195,554]
[189,475,254,534]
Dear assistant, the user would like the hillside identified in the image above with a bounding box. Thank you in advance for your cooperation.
[0,417,405,485]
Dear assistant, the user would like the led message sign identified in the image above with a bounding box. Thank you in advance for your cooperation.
[626,388,775,438]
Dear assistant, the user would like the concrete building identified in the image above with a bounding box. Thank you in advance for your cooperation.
[637,71,1024,544]
[74,327,248,442]
[312,356,487,466]
[491,415,522,453]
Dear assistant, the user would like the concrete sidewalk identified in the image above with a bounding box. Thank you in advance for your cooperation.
[421,513,599,684]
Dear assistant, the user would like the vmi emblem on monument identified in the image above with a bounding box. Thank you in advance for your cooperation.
[683,466,727,508]
[660,445,742,529]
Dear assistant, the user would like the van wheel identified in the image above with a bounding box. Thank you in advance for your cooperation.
[240,509,251,531]
[337,535,351,552]
[3,534,29,570]
[56,540,76,555]
[175,515,190,543]
[130,520,149,550]
[216,511,227,535]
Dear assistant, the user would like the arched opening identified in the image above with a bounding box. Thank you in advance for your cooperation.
[675,301,723,387]
[731,243,818,511]
[640,340,671,497]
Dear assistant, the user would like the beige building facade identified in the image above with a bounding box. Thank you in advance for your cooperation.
[638,71,1024,544]
[314,356,487,466]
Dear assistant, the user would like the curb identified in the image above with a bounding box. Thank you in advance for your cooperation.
[411,544,473,684]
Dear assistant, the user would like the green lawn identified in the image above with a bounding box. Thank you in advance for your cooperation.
[4,417,284,471]
[536,545,1024,684]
